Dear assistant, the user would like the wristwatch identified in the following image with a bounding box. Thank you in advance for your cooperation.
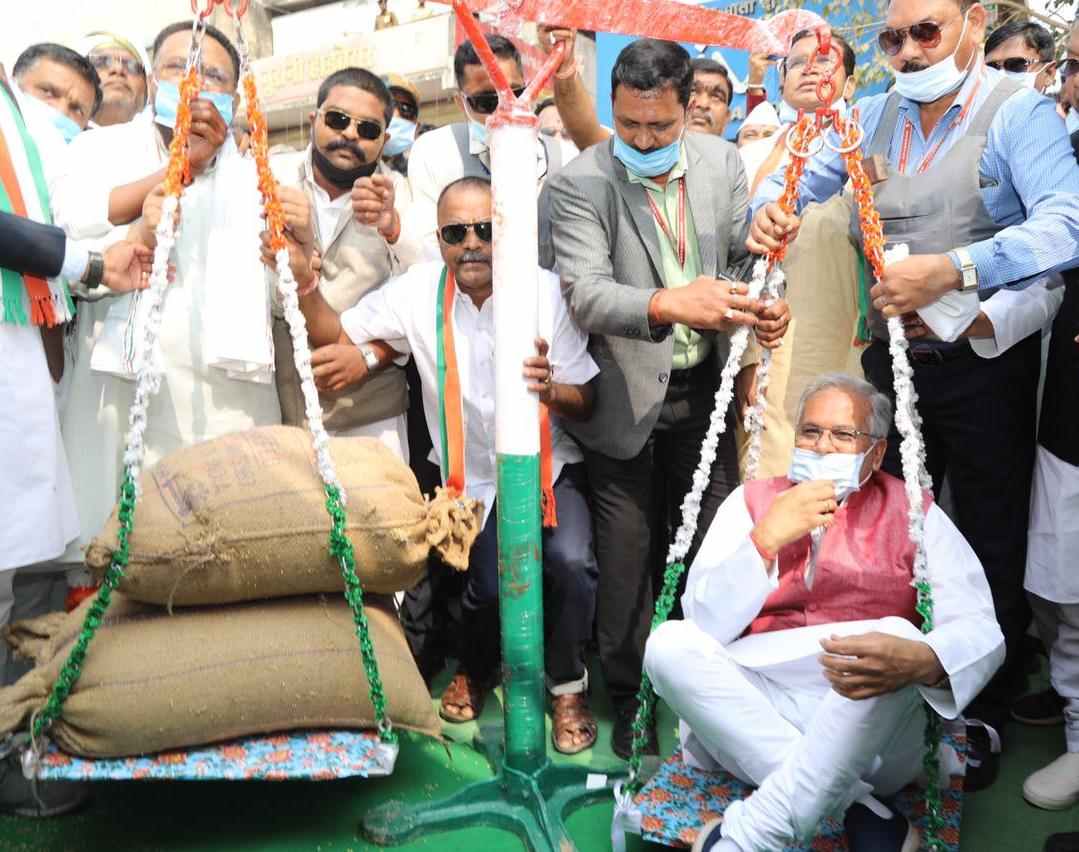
[359,345,380,372]
[81,250,105,288]
[952,247,979,294]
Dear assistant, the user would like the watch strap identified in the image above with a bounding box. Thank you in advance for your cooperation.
[953,247,978,293]
[82,251,105,288]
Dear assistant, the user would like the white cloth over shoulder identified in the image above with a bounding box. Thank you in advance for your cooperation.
[89,138,273,384]
[1027,447,1079,604]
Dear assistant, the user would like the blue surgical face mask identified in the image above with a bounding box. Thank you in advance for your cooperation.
[893,11,974,104]
[16,87,82,143]
[383,114,416,157]
[153,78,234,130]
[468,118,488,148]
[612,134,682,178]
[1067,109,1079,135]
[788,447,874,502]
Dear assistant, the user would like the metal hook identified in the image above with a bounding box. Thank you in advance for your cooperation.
[785,125,824,160]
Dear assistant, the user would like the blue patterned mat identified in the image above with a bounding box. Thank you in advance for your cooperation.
[631,731,965,850]
[36,730,395,781]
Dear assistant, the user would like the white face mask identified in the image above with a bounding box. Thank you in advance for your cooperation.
[893,11,975,103]
[778,97,847,126]
[788,446,875,502]
[1002,69,1041,91]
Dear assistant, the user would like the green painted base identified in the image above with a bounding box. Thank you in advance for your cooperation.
[360,759,621,852]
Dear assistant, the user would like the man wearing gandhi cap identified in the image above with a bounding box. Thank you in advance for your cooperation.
[79,31,148,127]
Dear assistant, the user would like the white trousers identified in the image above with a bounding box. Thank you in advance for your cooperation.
[1030,593,1079,752]
[645,618,925,852]
[334,414,409,464]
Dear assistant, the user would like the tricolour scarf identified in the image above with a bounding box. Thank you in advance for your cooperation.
[435,265,557,527]
[0,81,73,327]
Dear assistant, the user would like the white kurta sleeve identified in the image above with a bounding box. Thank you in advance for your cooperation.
[682,486,779,646]
[387,171,427,270]
[339,273,413,356]
[969,274,1064,359]
[403,132,445,262]
[544,271,598,387]
[917,504,1006,718]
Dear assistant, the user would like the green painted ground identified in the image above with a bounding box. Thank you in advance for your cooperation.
[2,670,1074,852]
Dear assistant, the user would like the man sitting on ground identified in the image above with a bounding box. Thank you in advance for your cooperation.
[645,373,1004,852]
[297,176,601,755]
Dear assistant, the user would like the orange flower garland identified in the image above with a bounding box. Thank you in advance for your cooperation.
[243,73,287,254]
[164,66,203,197]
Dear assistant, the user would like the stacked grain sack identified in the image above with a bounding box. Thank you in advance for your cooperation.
[0,426,481,758]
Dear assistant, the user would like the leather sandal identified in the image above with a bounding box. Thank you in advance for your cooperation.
[439,670,486,723]
[551,693,598,755]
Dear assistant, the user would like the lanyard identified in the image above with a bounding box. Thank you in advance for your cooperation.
[435,266,558,527]
[644,177,687,269]
[897,73,984,175]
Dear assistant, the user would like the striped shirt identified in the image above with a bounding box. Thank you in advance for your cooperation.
[751,64,1079,291]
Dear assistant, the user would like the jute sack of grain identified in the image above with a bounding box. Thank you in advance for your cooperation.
[85,426,481,606]
[0,593,440,758]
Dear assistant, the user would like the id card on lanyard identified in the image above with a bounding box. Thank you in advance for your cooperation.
[897,72,984,175]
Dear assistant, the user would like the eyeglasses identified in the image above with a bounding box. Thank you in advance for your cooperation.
[465,88,526,116]
[393,98,418,121]
[1061,58,1079,80]
[783,52,836,75]
[319,109,384,140]
[987,57,1046,74]
[89,52,144,77]
[796,424,879,449]
[877,19,949,57]
[156,58,232,90]
[439,221,493,244]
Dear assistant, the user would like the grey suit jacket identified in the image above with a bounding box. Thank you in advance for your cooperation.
[543,133,750,460]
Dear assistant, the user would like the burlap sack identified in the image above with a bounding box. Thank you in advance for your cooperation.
[0,593,440,758]
[85,426,481,606]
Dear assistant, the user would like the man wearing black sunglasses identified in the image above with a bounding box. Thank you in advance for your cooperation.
[296,176,602,755]
[985,20,1057,94]
[269,67,422,462]
[406,35,571,259]
[751,0,1079,789]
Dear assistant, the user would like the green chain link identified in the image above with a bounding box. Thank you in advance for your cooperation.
[626,559,688,794]
[31,471,137,740]
[915,575,945,850]
[325,484,397,746]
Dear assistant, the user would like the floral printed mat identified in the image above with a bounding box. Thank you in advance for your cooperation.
[631,731,965,850]
[36,730,395,781]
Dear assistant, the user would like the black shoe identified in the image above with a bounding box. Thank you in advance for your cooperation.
[0,751,88,817]
[1047,833,1079,852]
[1013,688,1066,727]
[690,818,726,852]
[843,802,919,852]
[611,701,658,761]
[964,725,1001,793]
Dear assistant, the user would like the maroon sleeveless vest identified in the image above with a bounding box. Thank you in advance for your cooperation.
[742,472,932,636]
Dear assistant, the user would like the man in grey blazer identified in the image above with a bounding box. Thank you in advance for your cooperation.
[545,38,789,758]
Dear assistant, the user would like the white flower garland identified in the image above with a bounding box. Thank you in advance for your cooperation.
[666,257,771,565]
[122,197,179,490]
[882,244,932,592]
[272,247,346,501]
[742,262,786,481]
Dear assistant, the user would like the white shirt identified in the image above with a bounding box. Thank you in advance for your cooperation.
[969,272,1065,359]
[341,260,598,524]
[1027,447,1079,603]
[682,482,1005,720]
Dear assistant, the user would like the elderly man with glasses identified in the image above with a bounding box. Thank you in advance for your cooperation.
[296,175,602,755]
[79,31,149,127]
[645,373,1004,852]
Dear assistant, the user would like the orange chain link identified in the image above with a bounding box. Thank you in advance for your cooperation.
[162,67,202,197]
[243,73,287,254]
[835,111,887,281]
[768,115,817,267]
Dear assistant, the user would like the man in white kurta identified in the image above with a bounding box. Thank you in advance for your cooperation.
[48,25,291,577]
[645,373,1003,852]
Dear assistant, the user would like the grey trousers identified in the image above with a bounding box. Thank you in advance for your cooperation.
[0,563,67,686]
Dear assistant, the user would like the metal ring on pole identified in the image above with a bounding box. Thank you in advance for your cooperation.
[785,129,824,160]
[823,122,865,154]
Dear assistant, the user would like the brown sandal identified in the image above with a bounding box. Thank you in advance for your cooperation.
[551,693,598,755]
[439,671,487,723]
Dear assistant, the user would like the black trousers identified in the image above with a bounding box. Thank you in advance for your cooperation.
[583,361,740,708]
[862,335,1040,728]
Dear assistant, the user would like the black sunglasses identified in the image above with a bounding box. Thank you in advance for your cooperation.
[319,108,384,140]
[1062,58,1079,80]
[877,20,945,57]
[987,57,1046,73]
[465,88,526,116]
[439,221,493,245]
